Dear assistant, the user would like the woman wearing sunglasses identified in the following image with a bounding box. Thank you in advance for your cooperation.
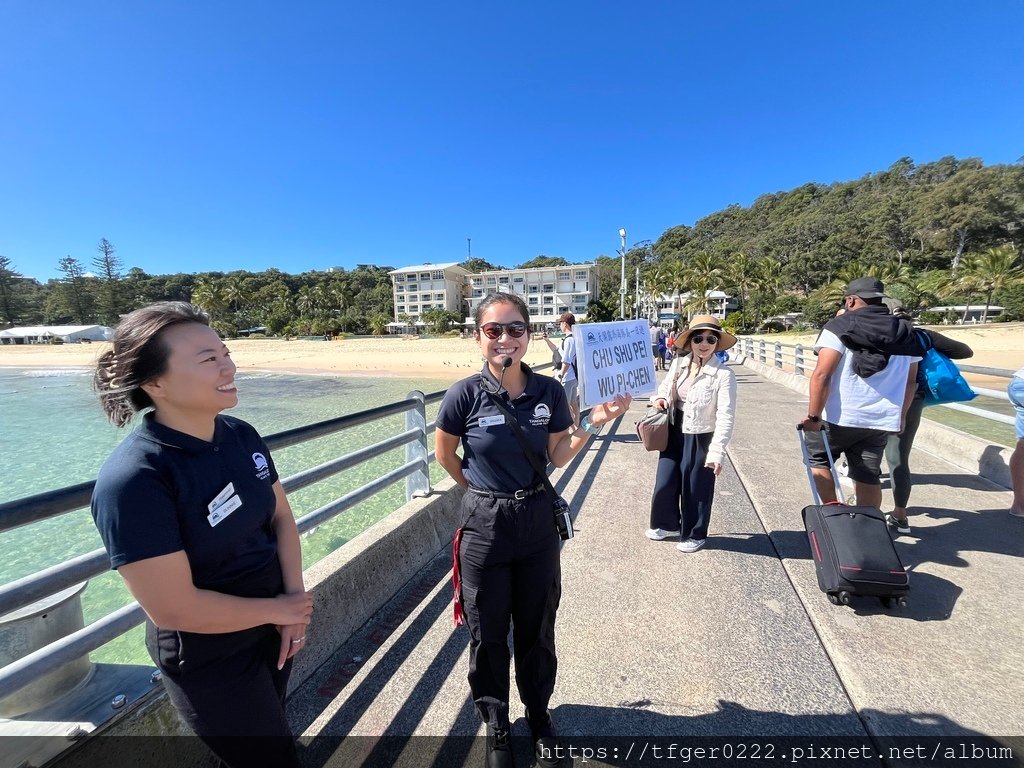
[435,292,630,768]
[646,314,737,554]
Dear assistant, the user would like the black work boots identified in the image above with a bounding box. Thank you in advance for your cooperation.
[527,710,564,768]
[485,723,513,768]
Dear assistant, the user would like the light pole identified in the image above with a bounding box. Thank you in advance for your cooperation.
[618,227,627,319]
[635,265,641,320]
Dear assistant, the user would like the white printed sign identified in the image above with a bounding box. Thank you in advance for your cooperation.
[575,320,657,409]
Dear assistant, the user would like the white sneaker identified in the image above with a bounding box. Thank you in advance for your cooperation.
[645,528,680,540]
[676,538,707,553]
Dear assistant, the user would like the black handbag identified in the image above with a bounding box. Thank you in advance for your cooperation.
[484,391,574,540]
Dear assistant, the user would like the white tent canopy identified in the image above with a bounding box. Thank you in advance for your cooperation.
[0,325,113,344]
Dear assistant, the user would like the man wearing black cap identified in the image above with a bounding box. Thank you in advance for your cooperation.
[800,277,923,516]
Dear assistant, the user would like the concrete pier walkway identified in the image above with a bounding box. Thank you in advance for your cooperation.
[288,362,1023,767]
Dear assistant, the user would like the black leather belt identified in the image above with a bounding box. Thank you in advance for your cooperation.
[468,483,546,500]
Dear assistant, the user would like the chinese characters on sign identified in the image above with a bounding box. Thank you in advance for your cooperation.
[575,320,657,409]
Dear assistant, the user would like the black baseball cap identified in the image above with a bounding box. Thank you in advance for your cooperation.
[844,277,886,299]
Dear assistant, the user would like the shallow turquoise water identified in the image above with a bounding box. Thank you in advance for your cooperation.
[0,367,454,663]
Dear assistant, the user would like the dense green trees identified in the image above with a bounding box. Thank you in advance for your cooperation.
[630,156,1024,328]
[1,155,1021,335]
[0,259,398,336]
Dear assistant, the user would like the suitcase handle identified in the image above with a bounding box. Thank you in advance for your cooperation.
[796,424,845,505]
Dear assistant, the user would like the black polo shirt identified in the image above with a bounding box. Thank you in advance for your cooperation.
[91,413,283,599]
[435,363,572,492]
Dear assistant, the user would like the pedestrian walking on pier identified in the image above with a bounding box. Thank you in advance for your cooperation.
[435,291,630,768]
[90,302,312,768]
[543,312,581,428]
[800,277,921,531]
[1009,364,1024,519]
[884,314,973,533]
[646,314,737,553]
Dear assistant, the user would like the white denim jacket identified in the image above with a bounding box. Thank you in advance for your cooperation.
[651,353,737,465]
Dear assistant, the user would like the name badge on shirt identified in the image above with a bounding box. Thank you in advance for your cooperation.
[207,482,235,513]
[479,415,505,427]
[208,494,242,527]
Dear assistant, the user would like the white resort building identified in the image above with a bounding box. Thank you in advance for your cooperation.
[387,262,470,332]
[465,265,597,327]
[387,262,599,331]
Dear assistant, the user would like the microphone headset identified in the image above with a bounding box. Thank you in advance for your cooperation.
[480,356,514,395]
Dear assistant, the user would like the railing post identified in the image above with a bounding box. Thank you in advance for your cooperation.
[405,390,430,500]
[758,339,765,363]
[774,342,782,368]
[794,344,804,375]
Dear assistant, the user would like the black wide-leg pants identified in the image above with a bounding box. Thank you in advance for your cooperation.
[148,622,300,768]
[649,428,716,540]
[457,490,561,728]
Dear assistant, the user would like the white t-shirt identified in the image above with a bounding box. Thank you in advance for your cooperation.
[814,328,920,432]
[561,334,577,382]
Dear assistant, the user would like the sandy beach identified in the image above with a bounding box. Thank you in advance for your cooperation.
[1,324,1021,382]
[0,334,558,382]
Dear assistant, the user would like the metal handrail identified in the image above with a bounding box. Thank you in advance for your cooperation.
[0,428,423,619]
[0,389,451,535]
[0,366,550,705]
[735,337,1015,425]
[0,394,437,702]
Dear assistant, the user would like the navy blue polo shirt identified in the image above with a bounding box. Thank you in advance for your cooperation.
[435,363,572,492]
[91,413,284,599]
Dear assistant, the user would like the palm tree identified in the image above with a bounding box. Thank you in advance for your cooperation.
[677,253,722,318]
[956,245,1023,322]
[191,277,227,319]
[295,286,319,320]
[222,276,249,313]
[724,251,759,316]
[750,256,784,327]
[369,312,390,336]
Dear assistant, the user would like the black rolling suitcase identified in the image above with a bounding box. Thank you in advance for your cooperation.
[796,426,909,608]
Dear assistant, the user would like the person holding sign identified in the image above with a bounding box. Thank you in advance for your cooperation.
[90,303,311,768]
[646,315,737,553]
[435,292,630,768]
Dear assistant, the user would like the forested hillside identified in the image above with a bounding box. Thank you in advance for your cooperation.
[1,156,1021,334]
[589,156,1024,328]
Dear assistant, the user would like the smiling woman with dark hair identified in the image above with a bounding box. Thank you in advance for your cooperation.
[434,292,630,768]
[91,302,312,768]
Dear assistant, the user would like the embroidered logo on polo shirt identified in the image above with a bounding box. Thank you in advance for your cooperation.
[530,403,551,427]
[252,452,270,480]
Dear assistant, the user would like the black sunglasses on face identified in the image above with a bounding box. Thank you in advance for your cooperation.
[480,321,528,340]
[691,334,719,345]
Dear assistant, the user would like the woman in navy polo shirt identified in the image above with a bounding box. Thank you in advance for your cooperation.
[435,292,630,768]
[90,303,312,768]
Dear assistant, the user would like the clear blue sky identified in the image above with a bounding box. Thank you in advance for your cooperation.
[2,1,1022,281]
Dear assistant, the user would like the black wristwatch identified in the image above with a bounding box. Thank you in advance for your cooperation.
[806,414,821,423]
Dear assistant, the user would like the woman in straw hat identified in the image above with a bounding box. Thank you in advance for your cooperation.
[645,315,738,553]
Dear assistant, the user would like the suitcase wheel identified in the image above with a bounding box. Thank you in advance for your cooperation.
[828,592,851,606]
[879,596,908,609]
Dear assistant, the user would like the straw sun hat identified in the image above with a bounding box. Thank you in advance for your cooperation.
[673,314,737,352]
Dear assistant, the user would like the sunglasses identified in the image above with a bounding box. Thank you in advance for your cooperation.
[690,334,719,345]
[480,321,528,340]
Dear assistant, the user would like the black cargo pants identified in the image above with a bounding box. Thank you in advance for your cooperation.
[148,622,301,768]
[457,488,562,728]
